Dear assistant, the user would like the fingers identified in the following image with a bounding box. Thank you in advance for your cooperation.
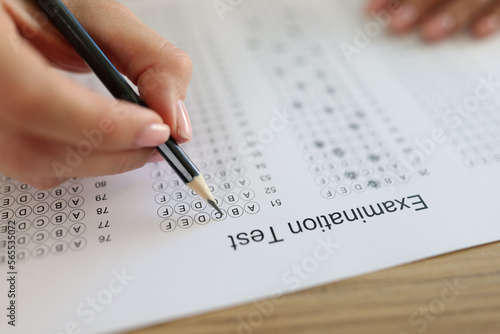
[6,0,193,142]
[472,2,500,37]
[366,0,393,14]
[388,0,447,34]
[3,0,90,72]
[0,28,172,151]
[421,0,491,41]
[64,0,194,143]
[0,12,171,186]
[367,0,500,41]
[0,1,179,188]
[0,129,156,189]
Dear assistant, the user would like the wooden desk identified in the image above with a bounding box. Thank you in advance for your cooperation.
[127,241,500,334]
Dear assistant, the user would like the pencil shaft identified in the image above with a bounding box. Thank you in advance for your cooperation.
[157,141,199,184]
[37,0,200,184]
[37,0,139,103]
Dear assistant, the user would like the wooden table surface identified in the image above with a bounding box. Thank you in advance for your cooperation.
[127,241,500,334]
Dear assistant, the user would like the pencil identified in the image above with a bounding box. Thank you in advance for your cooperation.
[36,0,223,215]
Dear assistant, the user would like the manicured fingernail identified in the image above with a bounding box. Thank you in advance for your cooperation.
[474,15,500,37]
[176,100,192,143]
[390,4,419,32]
[135,123,170,147]
[422,12,457,41]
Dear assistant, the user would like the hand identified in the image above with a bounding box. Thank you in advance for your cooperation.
[0,0,193,189]
[366,0,500,41]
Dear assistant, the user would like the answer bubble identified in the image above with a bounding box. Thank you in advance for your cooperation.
[211,209,227,221]
[160,219,176,233]
[70,237,87,251]
[177,216,194,229]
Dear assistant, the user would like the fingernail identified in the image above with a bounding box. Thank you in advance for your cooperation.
[176,100,192,143]
[390,4,419,32]
[474,15,500,37]
[422,12,457,41]
[135,123,170,147]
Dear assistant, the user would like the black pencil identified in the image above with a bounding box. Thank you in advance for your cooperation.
[36,0,222,215]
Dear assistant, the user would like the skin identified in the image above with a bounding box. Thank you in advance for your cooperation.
[1,0,499,189]
[366,0,500,41]
[0,0,192,189]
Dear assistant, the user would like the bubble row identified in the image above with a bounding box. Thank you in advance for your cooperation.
[160,201,260,232]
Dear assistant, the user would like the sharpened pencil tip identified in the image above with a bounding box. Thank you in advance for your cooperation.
[208,199,223,216]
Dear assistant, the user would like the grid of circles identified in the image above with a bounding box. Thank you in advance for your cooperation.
[149,164,260,233]
[238,1,412,199]
[375,37,500,169]
[0,176,88,263]
[145,5,261,233]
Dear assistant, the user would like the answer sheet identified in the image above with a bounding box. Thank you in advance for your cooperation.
[2,0,500,333]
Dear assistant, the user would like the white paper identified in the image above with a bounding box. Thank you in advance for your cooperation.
[2,0,500,333]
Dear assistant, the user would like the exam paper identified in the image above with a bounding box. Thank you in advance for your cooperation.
[2,0,500,333]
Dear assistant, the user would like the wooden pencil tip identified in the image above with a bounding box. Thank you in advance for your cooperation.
[208,199,223,216]
[187,175,221,213]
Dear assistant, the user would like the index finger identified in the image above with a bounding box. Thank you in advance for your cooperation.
[64,0,194,143]
[0,17,171,151]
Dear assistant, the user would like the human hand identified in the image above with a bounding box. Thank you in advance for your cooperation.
[366,0,500,41]
[0,0,193,189]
